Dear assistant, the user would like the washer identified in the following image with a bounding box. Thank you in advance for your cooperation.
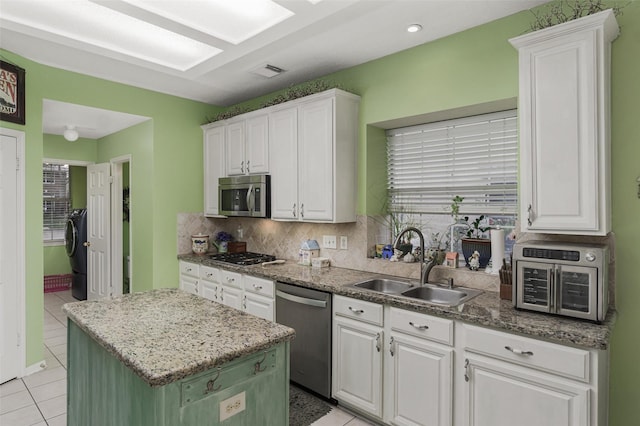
[65,209,87,300]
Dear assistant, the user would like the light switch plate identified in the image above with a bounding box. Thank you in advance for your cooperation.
[323,235,337,249]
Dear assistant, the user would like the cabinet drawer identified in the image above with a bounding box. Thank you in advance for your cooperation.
[244,275,274,298]
[200,265,220,282]
[220,270,242,289]
[179,261,198,278]
[181,348,277,406]
[334,295,383,326]
[390,308,453,346]
[463,323,590,382]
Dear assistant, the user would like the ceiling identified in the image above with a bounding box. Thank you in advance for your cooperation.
[1,0,546,139]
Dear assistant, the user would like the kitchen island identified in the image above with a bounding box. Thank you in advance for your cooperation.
[62,288,295,426]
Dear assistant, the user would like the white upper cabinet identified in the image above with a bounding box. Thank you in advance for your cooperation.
[270,89,360,223]
[202,123,226,217]
[510,10,618,235]
[225,114,269,176]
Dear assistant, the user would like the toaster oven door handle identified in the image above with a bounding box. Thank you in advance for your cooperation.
[549,266,556,312]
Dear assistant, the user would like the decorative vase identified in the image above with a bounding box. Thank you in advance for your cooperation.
[217,241,228,253]
[461,238,491,269]
[191,234,209,255]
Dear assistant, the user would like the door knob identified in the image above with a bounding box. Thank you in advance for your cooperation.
[83,241,91,247]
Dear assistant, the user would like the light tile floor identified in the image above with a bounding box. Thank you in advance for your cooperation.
[1,289,373,426]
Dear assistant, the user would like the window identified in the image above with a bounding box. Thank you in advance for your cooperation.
[43,163,70,243]
[386,110,518,216]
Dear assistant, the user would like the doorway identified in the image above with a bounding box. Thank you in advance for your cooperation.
[1,128,25,383]
[110,156,132,296]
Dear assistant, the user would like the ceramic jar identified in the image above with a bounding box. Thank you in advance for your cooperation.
[191,234,209,255]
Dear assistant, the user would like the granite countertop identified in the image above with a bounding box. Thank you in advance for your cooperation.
[179,253,615,350]
[62,289,295,387]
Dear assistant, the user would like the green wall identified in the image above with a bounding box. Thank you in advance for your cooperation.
[1,49,219,368]
[2,2,638,424]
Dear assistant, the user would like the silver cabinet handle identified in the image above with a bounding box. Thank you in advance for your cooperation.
[464,359,470,382]
[206,272,213,278]
[253,284,263,290]
[292,203,297,218]
[243,295,246,310]
[185,266,192,272]
[505,346,534,356]
[246,160,250,174]
[348,306,364,314]
[409,321,429,330]
[195,281,199,294]
[389,337,395,357]
[220,287,224,301]
[375,333,381,353]
[226,277,235,283]
[240,160,244,174]
[300,203,304,218]
[527,204,533,226]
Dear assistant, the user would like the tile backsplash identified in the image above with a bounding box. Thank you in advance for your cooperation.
[177,213,501,291]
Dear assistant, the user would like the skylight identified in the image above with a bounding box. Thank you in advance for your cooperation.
[122,0,295,45]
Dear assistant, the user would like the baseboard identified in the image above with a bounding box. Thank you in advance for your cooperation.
[23,359,47,377]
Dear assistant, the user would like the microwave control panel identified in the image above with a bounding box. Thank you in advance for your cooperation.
[522,248,580,262]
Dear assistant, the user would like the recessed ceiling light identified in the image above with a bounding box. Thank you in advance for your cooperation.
[407,24,423,33]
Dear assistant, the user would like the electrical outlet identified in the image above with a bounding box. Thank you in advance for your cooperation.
[340,236,348,250]
[323,235,337,249]
[219,392,246,421]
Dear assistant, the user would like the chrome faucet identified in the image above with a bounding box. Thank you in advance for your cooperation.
[393,227,435,285]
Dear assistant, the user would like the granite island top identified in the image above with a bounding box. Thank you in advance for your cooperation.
[62,289,295,387]
[179,253,615,350]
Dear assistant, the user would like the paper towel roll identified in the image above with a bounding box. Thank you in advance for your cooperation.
[491,228,505,274]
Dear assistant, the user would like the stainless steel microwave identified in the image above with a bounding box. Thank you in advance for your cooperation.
[218,175,270,218]
[512,241,609,322]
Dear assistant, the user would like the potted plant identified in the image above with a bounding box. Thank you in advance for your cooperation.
[212,231,233,253]
[461,215,491,269]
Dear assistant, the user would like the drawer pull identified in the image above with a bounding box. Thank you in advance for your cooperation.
[348,306,364,314]
[505,346,534,356]
[464,359,470,382]
[409,321,429,330]
[253,284,263,290]
[203,368,222,394]
[375,333,381,352]
[389,337,395,357]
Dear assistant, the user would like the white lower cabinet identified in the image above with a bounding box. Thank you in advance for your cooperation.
[332,296,452,425]
[463,354,589,426]
[179,262,275,321]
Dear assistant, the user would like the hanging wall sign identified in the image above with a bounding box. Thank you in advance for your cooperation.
[0,60,26,125]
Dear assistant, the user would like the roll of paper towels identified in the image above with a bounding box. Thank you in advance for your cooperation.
[491,228,505,274]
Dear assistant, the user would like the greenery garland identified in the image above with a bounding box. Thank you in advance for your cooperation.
[529,0,627,32]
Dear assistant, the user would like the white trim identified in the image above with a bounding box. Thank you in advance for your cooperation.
[24,360,46,377]
[110,155,132,296]
[42,158,94,167]
[1,128,26,378]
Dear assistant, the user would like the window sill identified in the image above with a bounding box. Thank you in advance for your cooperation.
[44,240,65,247]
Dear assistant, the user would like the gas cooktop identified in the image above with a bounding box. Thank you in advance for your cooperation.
[208,252,275,266]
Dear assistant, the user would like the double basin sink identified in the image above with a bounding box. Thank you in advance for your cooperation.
[348,277,482,307]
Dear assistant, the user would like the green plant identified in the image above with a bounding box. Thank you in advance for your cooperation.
[464,215,490,239]
[529,0,627,32]
[450,195,464,222]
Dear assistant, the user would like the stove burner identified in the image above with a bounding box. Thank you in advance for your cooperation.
[208,252,276,266]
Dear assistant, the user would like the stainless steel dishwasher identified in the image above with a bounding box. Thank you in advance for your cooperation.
[276,281,332,399]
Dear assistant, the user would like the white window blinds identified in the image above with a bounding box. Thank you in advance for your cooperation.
[43,163,70,242]
[386,110,518,215]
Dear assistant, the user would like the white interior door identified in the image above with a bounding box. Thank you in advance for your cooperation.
[87,163,111,300]
[0,131,20,383]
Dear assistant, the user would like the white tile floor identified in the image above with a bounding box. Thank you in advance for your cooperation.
[0,289,372,426]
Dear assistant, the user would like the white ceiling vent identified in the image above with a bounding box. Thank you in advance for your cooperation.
[250,64,286,78]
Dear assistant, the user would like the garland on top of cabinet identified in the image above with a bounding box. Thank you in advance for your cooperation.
[205,80,356,123]
[528,0,627,32]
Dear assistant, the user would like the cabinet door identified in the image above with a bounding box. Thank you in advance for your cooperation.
[180,275,199,296]
[225,121,245,176]
[298,98,333,221]
[220,285,242,310]
[203,125,225,216]
[243,292,274,321]
[245,114,269,174]
[269,107,299,220]
[386,333,452,426]
[463,354,590,426]
[332,316,383,418]
[514,16,615,235]
[200,280,218,302]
